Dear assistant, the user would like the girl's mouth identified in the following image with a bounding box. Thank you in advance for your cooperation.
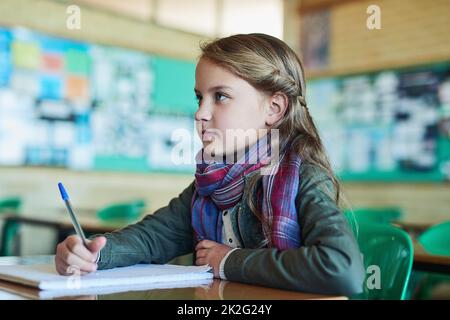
[202,130,216,142]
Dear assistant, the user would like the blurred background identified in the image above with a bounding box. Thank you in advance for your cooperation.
[0,0,449,299]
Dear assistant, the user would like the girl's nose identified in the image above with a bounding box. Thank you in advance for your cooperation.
[194,102,212,122]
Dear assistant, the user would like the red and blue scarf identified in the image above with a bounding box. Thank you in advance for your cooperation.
[191,136,302,250]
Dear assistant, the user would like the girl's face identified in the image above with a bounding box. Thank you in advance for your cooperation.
[194,58,268,160]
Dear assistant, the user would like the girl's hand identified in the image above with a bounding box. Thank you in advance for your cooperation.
[55,235,107,275]
[195,240,232,278]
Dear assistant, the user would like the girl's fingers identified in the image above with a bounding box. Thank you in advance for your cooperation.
[70,241,97,263]
[196,249,207,258]
[56,238,98,275]
[86,237,107,254]
[195,240,216,250]
[64,249,98,273]
[56,255,91,276]
[55,255,71,275]
[196,258,207,266]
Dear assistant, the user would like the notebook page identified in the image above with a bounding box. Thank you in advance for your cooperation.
[0,263,213,291]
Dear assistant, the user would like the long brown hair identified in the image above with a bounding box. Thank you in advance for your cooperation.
[199,33,343,238]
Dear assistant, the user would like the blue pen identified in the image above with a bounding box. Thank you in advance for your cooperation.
[58,182,88,247]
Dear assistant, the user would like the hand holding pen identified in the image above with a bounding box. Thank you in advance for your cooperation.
[55,182,107,276]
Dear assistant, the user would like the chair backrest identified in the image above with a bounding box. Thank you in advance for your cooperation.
[350,222,414,300]
[417,221,450,256]
[0,197,22,256]
[0,197,21,213]
[345,207,402,225]
[96,200,146,222]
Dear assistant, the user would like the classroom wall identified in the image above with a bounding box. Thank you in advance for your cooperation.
[330,0,450,74]
[0,0,206,60]
[283,0,450,224]
[286,0,450,77]
[0,167,193,215]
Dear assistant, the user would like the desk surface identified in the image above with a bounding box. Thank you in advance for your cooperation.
[0,256,347,300]
[413,243,450,274]
[393,220,436,235]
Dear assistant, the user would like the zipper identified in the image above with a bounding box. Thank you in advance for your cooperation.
[236,205,245,247]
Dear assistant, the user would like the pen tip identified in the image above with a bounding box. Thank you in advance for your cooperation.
[58,182,69,201]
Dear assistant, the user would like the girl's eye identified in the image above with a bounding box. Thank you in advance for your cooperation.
[195,95,202,105]
[215,92,227,102]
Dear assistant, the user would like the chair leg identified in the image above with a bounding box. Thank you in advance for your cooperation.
[0,220,20,256]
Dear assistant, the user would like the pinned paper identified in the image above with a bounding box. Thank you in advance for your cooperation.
[40,74,63,100]
[66,76,89,100]
[41,53,64,73]
[346,129,371,173]
[53,122,76,148]
[37,99,72,120]
[0,51,11,86]
[0,117,31,165]
[0,88,17,113]
[11,40,41,69]
[66,49,90,75]
[68,144,93,170]
[28,120,50,147]
[10,70,39,96]
[0,28,11,47]
[0,29,11,86]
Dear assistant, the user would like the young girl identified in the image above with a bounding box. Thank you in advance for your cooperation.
[55,33,365,296]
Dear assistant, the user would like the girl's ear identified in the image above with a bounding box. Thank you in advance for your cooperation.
[265,92,289,126]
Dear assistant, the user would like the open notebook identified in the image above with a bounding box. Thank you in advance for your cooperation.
[0,263,213,299]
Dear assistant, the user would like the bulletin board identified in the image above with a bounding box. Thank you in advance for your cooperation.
[0,27,199,174]
[307,62,450,182]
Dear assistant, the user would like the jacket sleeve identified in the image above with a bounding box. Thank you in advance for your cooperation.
[96,181,196,270]
[223,164,366,296]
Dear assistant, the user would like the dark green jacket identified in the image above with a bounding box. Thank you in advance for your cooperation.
[96,162,365,296]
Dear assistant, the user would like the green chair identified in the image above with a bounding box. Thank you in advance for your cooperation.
[96,199,146,223]
[345,207,403,225]
[409,221,450,299]
[417,221,450,256]
[350,222,414,300]
[75,200,147,241]
[0,197,22,256]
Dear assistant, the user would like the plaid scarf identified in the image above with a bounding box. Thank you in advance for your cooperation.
[191,136,302,250]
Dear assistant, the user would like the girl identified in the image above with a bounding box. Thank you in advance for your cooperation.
[55,33,365,296]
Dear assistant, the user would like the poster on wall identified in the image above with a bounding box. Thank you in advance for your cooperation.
[308,65,449,181]
[300,9,330,70]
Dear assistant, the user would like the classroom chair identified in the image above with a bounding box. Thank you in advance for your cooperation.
[349,222,414,300]
[408,221,450,299]
[68,199,147,242]
[344,207,403,226]
[0,196,22,256]
[418,221,450,256]
[97,200,193,266]
[96,199,146,223]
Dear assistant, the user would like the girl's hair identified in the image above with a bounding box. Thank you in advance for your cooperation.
[199,33,344,239]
